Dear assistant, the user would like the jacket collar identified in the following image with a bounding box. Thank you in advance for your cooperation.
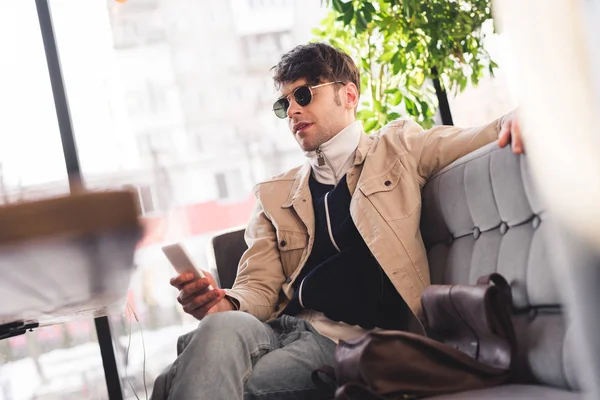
[283,129,375,209]
[354,130,375,166]
[282,163,312,209]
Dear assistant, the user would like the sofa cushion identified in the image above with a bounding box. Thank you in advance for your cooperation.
[421,143,578,391]
[429,384,580,399]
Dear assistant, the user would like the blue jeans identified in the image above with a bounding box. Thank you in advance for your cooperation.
[150,311,337,400]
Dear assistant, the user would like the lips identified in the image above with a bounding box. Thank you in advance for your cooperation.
[294,122,313,133]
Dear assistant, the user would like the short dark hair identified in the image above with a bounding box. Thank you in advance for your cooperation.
[272,42,360,94]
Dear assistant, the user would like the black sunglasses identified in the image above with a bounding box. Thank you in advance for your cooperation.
[272,81,343,119]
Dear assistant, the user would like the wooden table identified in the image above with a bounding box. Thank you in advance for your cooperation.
[0,191,142,400]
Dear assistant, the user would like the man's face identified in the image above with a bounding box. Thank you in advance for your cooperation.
[278,79,355,152]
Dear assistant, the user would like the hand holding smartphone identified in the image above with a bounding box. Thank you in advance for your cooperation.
[163,242,233,320]
[162,242,215,291]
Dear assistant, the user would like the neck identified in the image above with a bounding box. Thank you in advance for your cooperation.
[305,120,362,185]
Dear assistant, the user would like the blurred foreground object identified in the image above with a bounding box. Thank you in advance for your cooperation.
[493,0,600,248]
[0,190,142,333]
[494,1,600,399]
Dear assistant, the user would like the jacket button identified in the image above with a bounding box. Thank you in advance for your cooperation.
[384,180,392,186]
[279,240,287,247]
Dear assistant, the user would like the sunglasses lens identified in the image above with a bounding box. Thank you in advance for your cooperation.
[294,86,312,106]
[273,98,289,119]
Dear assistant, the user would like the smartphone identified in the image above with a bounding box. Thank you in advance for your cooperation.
[161,243,215,290]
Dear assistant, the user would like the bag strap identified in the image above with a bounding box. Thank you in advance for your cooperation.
[311,365,337,395]
[476,272,513,305]
[335,382,390,400]
[476,272,518,364]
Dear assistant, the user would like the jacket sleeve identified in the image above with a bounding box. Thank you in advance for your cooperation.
[397,111,515,183]
[224,199,286,321]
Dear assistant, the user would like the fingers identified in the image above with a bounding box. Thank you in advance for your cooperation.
[498,119,512,148]
[511,118,524,154]
[170,272,197,290]
[498,118,525,154]
[183,290,226,320]
[177,278,214,304]
[201,270,219,289]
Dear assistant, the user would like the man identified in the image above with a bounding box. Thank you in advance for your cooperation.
[151,43,522,400]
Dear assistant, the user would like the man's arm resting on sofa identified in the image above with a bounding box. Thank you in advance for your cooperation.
[399,110,517,182]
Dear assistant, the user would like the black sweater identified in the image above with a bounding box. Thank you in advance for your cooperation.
[282,174,408,330]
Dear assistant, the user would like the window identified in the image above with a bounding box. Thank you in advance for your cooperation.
[136,130,177,167]
[125,80,171,117]
[215,170,245,201]
[124,183,160,215]
[241,31,292,68]
[110,5,166,49]
[138,184,157,214]
[3,0,325,398]
[0,2,68,192]
[215,172,229,199]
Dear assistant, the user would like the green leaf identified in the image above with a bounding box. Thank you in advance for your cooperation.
[390,91,403,106]
[311,27,324,36]
[360,76,369,94]
[413,70,425,85]
[488,59,499,76]
[357,109,376,119]
[388,112,401,121]
[373,99,383,113]
[332,0,344,13]
[404,97,417,115]
[361,6,373,23]
[356,11,368,32]
[343,7,354,25]
[420,101,429,115]
[363,2,377,14]
[392,57,403,75]
[364,119,378,132]
[361,58,370,71]
[340,0,353,12]
[380,50,396,62]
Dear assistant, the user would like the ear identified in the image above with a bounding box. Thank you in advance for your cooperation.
[344,82,360,110]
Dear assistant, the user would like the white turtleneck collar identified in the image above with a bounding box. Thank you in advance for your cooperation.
[304,120,363,185]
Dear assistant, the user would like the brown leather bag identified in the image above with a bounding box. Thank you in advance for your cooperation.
[313,273,517,399]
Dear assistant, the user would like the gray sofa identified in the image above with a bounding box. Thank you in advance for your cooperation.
[206,142,584,399]
[419,142,580,398]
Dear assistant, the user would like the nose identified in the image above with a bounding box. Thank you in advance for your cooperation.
[287,97,302,118]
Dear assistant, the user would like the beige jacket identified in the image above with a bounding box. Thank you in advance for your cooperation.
[226,115,511,333]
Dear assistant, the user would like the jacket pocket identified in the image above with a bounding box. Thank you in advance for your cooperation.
[359,158,420,221]
[276,228,308,278]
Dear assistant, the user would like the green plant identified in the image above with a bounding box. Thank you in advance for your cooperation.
[314,0,496,130]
